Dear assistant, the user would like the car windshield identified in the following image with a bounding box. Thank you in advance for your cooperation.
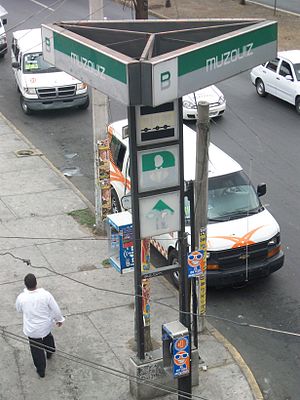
[184,171,261,225]
[293,63,300,80]
[23,52,60,73]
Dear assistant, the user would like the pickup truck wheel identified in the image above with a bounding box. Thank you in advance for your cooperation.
[111,188,121,213]
[295,97,300,115]
[168,249,179,288]
[255,78,267,97]
[20,96,32,115]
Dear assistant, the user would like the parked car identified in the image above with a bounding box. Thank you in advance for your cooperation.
[250,50,300,114]
[11,28,89,114]
[0,5,8,58]
[182,85,226,120]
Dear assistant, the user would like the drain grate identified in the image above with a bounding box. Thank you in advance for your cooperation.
[15,149,43,157]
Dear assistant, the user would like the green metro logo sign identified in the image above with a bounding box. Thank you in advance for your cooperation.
[142,150,175,172]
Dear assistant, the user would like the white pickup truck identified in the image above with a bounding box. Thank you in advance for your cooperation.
[0,5,7,58]
[11,28,89,114]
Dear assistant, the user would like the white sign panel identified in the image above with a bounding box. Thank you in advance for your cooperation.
[139,191,180,238]
[135,101,178,146]
[137,145,180,192]
[152,58,178,107]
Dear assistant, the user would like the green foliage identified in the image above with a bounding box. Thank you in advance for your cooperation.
[68,208,95,229]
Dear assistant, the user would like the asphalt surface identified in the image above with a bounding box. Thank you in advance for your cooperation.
[0,1,300,399]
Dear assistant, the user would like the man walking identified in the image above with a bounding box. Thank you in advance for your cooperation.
[16,273,65,378]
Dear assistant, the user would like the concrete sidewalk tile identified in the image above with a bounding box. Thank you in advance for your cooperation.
[37,237,106,274]
[0,133,28,152]
[0,245,54,284]
[0,199,16,221]
[0,168,68,196]
[1,189,87,218]
[197,363,255,400]
[2,214,89,243]
[0,336,24,400]
[0,152,47,173]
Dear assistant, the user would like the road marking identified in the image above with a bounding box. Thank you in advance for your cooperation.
[29,0,54,11]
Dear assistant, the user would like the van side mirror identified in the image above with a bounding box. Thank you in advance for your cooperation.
[12,61,20,69]
[257,183,266,197]
[3,18,7,25]
[285,74,293,81]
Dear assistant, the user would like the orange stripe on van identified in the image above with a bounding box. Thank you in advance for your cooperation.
[210,226,265,249]
[110,161,131,191]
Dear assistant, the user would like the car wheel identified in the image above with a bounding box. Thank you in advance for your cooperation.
[78,96,90,110]
[168,249,179,288]
[20,96,32,115]
[111,188,121,213]
[295,97,300,115]
[255,79,267,97]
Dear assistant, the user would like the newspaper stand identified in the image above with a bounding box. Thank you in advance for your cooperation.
[162,321,190,378]
[107,211,134,273]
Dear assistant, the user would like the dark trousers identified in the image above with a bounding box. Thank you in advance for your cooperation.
[28,332,55,374]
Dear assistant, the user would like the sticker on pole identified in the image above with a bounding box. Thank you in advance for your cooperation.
[187,250,205,278]
[173,335,190,378]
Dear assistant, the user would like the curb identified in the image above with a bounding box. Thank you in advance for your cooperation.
[208,324,264,400]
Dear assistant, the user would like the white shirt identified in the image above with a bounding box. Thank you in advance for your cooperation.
[16,288,65,338]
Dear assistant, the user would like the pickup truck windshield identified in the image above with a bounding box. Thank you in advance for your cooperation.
[185,171,262,225]
[23,52,60,73]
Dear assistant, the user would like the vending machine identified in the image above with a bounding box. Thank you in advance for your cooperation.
[107,211,134,273]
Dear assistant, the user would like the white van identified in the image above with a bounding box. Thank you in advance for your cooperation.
[108,119,284,287]
[0,5,7,58]
[11,28,89,114]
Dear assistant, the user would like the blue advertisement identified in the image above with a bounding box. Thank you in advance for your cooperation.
[187,250,205,278]
[173,335,190,377]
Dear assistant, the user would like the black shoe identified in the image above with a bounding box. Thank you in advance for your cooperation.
[37,370,45,378]
[46,353,52,359]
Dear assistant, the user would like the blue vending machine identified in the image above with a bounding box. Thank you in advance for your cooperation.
[107,211,134,273]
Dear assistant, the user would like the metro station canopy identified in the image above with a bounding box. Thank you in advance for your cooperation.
[42,19,277,106]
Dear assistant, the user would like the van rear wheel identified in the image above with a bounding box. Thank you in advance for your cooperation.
[20,96,32,115]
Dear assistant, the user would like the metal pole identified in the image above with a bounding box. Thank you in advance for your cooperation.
[194,101,210,332]
[178,100,192,399]
[89,0,109,234]
[187,181,198,349]
[128,106,145,360]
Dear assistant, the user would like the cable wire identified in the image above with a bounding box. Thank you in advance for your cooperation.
[1,251,299,338]
[1,327,209,400]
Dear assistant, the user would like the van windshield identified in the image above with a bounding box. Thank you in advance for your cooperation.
[185,171,262,225]
[23,52,60,73]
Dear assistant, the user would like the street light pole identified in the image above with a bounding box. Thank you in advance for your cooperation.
[89,0,109,234]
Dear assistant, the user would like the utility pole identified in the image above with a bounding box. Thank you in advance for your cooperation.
[194,101,210,332]
[89,0,109,234]
[134,0,148,19]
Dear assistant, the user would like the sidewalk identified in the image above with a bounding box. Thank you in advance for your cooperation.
[0,113,262,400]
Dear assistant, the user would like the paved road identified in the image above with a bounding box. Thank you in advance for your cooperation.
[251,0,300,15]
[0,1,300,399]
